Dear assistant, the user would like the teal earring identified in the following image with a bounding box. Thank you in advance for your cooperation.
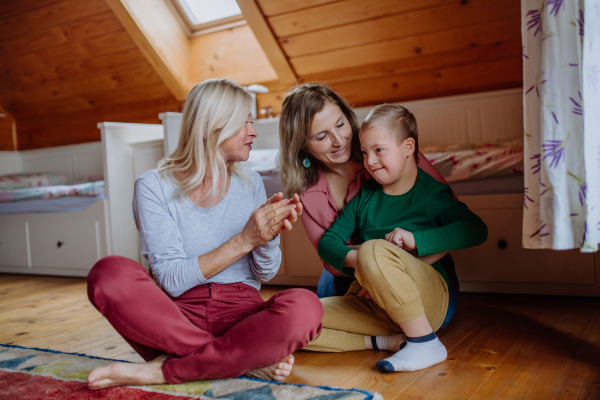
[302,158,311,168]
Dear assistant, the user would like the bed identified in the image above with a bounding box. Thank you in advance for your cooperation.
[0,144,110,277]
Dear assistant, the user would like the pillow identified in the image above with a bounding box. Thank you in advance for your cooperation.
[0,173,67,190]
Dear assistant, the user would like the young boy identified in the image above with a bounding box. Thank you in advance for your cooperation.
[315,104,487,372]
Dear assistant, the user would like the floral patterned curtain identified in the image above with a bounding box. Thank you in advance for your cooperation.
[522,0,600,252]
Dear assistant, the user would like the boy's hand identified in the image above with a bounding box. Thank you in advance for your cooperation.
[385,228,416,251]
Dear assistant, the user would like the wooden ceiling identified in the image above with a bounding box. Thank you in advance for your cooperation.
[0,0,182,150]
[0,0,523,151]
[256,0,522,108]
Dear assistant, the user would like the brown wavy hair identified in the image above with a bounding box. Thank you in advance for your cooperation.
[278,83,362,198]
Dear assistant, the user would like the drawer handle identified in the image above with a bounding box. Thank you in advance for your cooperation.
[498,240,507,250]
[57,241,64,248]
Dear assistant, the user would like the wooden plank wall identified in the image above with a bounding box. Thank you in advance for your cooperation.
[0,0,182,150]
[0,0,524,150]
[255,0,523,110]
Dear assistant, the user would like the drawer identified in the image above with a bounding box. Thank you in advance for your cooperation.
[29,218,101,270]
[0,219,30,267]
[453,207,595,284]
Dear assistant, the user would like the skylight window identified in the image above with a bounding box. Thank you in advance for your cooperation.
[180,0,241,24]
[172,0,244,35]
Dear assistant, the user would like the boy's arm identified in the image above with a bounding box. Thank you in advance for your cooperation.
[412,187,488,257]
[318,194,361,274]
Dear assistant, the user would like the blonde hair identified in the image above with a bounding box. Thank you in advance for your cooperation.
[278,83,361,199]
[361,104,419,162]
[157,79,252,207]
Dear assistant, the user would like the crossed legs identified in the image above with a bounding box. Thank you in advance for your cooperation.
[305,240,449,371]
[86,256,323,388]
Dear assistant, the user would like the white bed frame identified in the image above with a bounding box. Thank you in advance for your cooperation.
[0,143,108,277]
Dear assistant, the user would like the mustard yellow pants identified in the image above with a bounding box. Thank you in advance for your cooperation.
[304,239,449,352]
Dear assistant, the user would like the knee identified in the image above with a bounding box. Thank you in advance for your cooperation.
[273,289,324,336]
[357,239,409,275]
[87,255,142,306]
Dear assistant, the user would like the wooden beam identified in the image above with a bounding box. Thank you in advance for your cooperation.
[104,0,190,101]
[235,0,297,85]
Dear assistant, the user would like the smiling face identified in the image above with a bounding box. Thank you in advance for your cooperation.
[360,127,416,191]
[221,115,257,166]
[305,102,353,169]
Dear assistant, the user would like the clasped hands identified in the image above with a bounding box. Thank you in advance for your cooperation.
[384,227,416,251]
[239,192,302,249]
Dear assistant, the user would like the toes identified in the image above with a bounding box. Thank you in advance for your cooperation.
[274,368,290,380]
[89,379,112,390]
[285,354,295,365]
[277,362,293,372]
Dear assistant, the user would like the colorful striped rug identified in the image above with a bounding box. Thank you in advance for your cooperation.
[0,344,381,399]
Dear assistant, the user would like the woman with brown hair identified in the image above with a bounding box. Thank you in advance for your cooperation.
[85,79,323,389]
[278,83,460,362]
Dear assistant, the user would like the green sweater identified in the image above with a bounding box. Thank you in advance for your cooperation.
[318,168,488,283]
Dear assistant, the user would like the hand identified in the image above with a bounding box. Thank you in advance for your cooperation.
[260,193,302,225]
[289,193,303,220]
[240,194,299,249]
[357,287,378,306]
[384,228,416,251]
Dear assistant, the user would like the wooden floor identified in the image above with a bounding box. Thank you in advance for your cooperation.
[2,274,600,399]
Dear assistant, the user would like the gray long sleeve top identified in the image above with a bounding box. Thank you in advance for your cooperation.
[133,169,281,297]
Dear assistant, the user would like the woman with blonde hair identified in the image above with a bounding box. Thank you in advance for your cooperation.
[278,82,459,355]
[86,79,323,389]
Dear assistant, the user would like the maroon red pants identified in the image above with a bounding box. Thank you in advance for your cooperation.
[87,256,323,384]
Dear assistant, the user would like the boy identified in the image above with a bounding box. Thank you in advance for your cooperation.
[314,104,487,372]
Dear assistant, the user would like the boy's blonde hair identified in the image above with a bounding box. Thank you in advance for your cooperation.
[361,104,419,162]
[157,78,252,207]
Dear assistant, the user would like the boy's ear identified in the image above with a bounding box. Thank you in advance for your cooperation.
[404,138,416,157]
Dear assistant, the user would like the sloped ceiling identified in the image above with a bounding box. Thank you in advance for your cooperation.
[0,0,184,150]
[256,0,523,107]
[0,0,523,151]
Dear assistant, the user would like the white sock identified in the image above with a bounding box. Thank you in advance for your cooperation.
[376,332,447,372]
[371,334,406,351]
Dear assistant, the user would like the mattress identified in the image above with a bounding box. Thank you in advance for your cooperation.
[0,180,105,202]
[0,192,105,214]
[0,177,106,214]
[421,138,524,183]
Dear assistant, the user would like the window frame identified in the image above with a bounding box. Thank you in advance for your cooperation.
[168,0,246,36]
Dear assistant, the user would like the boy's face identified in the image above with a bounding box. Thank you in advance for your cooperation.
[360,127,415,187]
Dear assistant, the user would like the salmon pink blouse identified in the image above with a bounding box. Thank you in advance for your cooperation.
[298,152,452,277]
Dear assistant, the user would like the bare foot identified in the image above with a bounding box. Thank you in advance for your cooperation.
[87,354,168,390]
[244,354,294,382]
